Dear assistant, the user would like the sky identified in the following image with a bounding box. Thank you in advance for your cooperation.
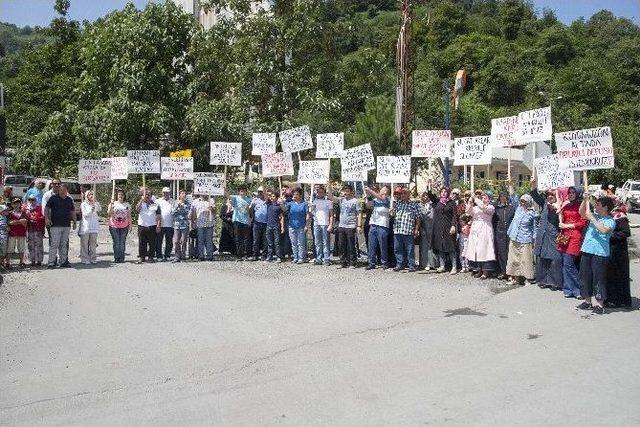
[0,0,639,27]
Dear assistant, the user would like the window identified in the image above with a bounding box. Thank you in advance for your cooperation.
[4,175,33,185]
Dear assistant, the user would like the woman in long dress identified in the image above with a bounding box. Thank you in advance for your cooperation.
[428,188,459,274]
[530,179,563,290]
[218,199,236,255]
[606,199,632,308]
[492,191,515,280]
[418,191,438,270]
[506,194,537,285]
[463,191,496,279]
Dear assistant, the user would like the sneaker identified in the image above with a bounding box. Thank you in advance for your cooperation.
[393,266,402,272]
[296,260,305,264]
[450,269,459,275]
[365,265,376,270]
[591,306,604,315]
[275,258,282,263]
[337,264,347,269]
[349,265,356,269]
[323,261,331,266]
[576,302,592,310]
[408,267,416,272]
[314,260,322,266]
[436,266,445,273]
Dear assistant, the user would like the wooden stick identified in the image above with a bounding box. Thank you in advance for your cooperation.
[507,146,512,182]
[390,183,395,209]
[142,173,146,191]
[583,170,589,192]
[470,165,475,193]
[531,142,537,179]
[278,177,283,195]
[111,180,116,201]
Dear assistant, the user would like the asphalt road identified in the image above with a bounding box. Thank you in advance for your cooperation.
[1,228,639,426]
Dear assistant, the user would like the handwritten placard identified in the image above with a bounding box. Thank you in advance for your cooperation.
[127,150,160,174]
[376,156,411,183]
[517,107,552,144]
[78,159,112,184]
[534,154,576,190]
[411,130,452,158]
[252,133,277,156]
[316,133,344,158]
[261,152,294,177]
[555,126,614,171]
[161,157,194,180]
[340,143,376,180]
[193,172,225,196]
[453,136,492,166]
[210,142,242,166]
[279,126,314,153]
[106,157,129,180]
[342,168,369,182]
[298,160,330,184]
[490,116,519,147]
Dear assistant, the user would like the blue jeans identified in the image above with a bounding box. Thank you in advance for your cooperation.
[562,253,581,297]
[394,234,415,269]
[368,224,389,267]
[109,226,128,262]
[266,225,282,259]
[197,227,214,260]
[289,227,306,261]
[313,224,330,263]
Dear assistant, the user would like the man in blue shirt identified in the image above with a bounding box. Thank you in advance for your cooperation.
[249,186,268,261]
[229,184,252,260]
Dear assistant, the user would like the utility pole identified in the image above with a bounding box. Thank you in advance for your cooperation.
[395,0,412,152]
[443,79,450,187]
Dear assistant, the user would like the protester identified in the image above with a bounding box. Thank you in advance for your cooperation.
[390,187,420,272]
[429,187,458,274]
[218,200,236,255]
[492,191,515,280]
[283,187,309,264]
[576,194,615,315]
[135,189,161,264]
[329,184,362,268]
[230,185,252,260]
[558,187,588,298]
[311,185,334,266]
[418,190,437,271]
[3,186,13,201]
[0,202,9,270]
[6,198,27,269]
[606,198,632,308]
[24,194,45,266]
[45,182,76,268]
[458,213,472,273]
[24,179,46,204]
[464,190,496,279]
[155,187,175,262]
[107,188,131,263]
[79,190,101,265]
[171,190,191,263]
[264,190,284,262]
[191,194,216,261]
[250,186,268,261]
[530,179,563,290]
[364,185,390,270]
[506,194,537,285]
[280,186,294,259]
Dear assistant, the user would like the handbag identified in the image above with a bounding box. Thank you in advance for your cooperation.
[555,232,570,246]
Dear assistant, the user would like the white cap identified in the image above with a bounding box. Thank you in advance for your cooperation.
[162,187,171,193]
[257,186,264,192]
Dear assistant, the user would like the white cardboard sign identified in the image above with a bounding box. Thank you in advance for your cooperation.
[127,150,161,174]
[209,142,242,166]
[251,133,277,156]
[340,143,376,180]
[106,157,128,180]
[315,133,344,158]
[342,168,369,182]
[193,172,225,196]
[261,152,294,177]
[490,116,519,147]
[298,160,330,184]
[453,136,492,166]
[279,126,314,153]
[555,126,614,171]
[161,157,194,180]
[376,156,411,184]
[78,159,112,184]
[411,130,452,158]
[534,154,576,190]
[517,106,552,144]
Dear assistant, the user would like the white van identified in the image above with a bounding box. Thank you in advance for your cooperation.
[4,174,35,198]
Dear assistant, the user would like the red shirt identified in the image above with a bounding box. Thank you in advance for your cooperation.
[8,209,27,237]
[24,204,45,232]
[558,200,587,256]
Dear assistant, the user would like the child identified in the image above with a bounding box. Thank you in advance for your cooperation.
[459,213,472,273]
[0,201,10,271]
[7,198,28,269]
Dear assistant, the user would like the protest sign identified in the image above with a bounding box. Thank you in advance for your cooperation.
[279,126,314,153]
[517,106,552,144]
[297,160,330,184]
[316,133,344,158]
[411,130,452,158]
[453,136,492,166]
[342,168,368,182]
[340,143,376,180]
[193,172,225,196]
[490,116,519,147]
[261,152,294,177]
[376,156,411,183]
[534,154,576,190]
[106,157,129,180]
[252,133,277,156]
[210,142,242,166]
[555,126,614,171]
[170,149,192,158]
[127,150,161,173]
[161,157,194,180]
[78,159,112,184]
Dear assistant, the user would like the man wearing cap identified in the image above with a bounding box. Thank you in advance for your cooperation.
[155,187,175,261]
[249,186,268,261]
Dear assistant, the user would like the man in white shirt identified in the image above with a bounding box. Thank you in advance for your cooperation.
[190,194,216,261]
[311,185,334,265]
[155,187,175,261]
[136,189,161,264]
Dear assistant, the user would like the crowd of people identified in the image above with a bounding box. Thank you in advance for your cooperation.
[0,177,633,314]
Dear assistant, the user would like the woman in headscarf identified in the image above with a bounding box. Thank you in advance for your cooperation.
[492,191,515,280]
[506,194,538,285]
[605,198,632,307]
[418,191,438,270]
[530,177,563,290]
[558,186,588,298]
[428,187,458,274]
[464,190,496,279]
[218,198,236,255]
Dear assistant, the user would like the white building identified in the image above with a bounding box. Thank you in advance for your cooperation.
[172,0,273,30]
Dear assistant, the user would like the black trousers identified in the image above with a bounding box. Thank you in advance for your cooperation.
[252,222,267,258]
[233,221,251,258]
[338,227,357,266]
[138,226,157,260]
[580,252,609,300]
[156,227,174,259]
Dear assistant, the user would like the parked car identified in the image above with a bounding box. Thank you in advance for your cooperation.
[616,180,640,212]
[3,174,35,198]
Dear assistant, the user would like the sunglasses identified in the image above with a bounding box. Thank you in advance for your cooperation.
[52,183,61,186]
